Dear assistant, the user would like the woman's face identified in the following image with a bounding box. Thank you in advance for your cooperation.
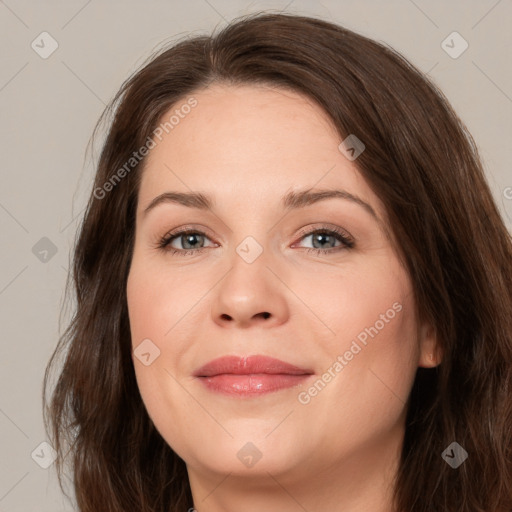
[126,83,437,488]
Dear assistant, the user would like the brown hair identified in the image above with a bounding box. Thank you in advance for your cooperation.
[43,12,512,512]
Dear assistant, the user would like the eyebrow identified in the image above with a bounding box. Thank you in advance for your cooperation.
[142,187,378,221]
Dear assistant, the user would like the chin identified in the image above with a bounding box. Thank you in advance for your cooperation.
[176,431,306,477]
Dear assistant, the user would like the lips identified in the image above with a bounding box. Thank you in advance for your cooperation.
[193,355,313,377]
[193,355,314,397]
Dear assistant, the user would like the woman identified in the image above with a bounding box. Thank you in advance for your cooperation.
[43,12,512,512]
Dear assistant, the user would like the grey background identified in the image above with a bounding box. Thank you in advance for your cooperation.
[0,0,510,510]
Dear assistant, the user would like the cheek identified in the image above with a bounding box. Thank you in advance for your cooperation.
[126,271,168,345]
[293,255,414,358]
[126,259,202,459]
[300,255,419,406]
[126,253,201,347]
[294,291,418,461]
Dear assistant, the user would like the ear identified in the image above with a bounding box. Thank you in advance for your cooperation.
[417,321,442,368]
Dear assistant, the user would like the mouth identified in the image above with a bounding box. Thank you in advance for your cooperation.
[193,355,315,397]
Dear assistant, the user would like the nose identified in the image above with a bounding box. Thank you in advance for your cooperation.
[210,252,289,329]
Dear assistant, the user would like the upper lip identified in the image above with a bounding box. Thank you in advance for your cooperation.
[194,355,314,377]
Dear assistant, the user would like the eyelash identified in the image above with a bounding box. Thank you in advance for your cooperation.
[155,225,355,257]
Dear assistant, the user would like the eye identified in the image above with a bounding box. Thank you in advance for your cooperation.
[292,226,355,255]
[156,228,216,256]
[156,225,355,256]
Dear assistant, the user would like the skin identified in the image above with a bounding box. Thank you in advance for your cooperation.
[126,83,440,512]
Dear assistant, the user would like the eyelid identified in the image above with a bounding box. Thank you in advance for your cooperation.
[292,223,354,246]
[159,224,219,244]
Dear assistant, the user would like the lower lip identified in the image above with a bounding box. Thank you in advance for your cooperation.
[197,373,312,397]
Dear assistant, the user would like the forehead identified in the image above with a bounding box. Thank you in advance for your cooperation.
[137,83,385,221]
